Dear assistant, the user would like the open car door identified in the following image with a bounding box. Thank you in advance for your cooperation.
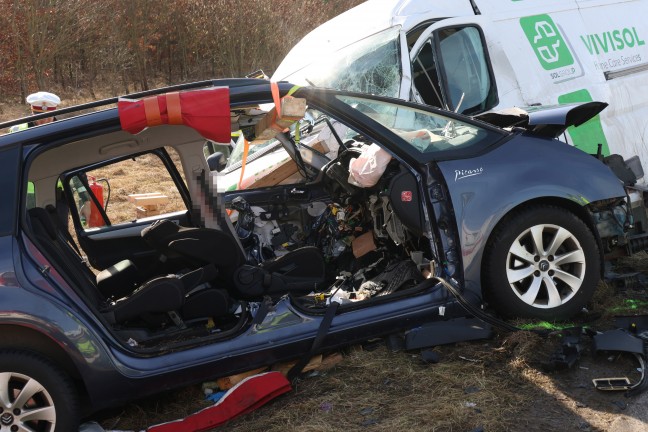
[407,16,502,116]
[61,147,193,271]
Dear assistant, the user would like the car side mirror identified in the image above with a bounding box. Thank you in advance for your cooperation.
[207,152,227,172]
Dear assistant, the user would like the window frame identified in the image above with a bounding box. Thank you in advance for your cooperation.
[433,25,499,115]
[333,93,509,162]
[62,147,192,233]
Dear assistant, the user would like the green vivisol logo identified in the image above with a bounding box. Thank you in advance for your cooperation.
[521,15,574,70]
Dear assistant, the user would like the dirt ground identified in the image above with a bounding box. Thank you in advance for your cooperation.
[98,254,648,432]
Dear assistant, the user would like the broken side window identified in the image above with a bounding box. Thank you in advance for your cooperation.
[412,40,445,109]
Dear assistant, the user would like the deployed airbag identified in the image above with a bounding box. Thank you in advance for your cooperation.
[348,144,392,188]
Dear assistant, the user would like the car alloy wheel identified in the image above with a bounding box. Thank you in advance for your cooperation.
[0,372,56,430]
[483,205,599,320]
[506,223,585,309]
[0,351,79,432]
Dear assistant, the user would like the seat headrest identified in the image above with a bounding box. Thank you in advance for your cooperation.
[141,219,181,243]
[28,207,57,241]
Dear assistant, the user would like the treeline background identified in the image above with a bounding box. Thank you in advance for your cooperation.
[0,0,362,103]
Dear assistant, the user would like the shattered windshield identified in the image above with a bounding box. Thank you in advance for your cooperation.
[226,133,275,170]
[283,27,402,98]
[336,95,504,157]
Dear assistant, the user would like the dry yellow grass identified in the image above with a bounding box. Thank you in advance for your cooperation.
[101,342,529,432]
[86,150,187,225]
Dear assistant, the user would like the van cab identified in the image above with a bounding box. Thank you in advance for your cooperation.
[274,0,648,181]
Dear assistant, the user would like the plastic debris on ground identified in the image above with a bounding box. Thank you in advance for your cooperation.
[405,317,493,350]
[146,371,291,432]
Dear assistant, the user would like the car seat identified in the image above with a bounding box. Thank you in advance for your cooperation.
[42,203,143,299]
[27,207,233,326]
[141,219,326,299]
[141,168,327,300]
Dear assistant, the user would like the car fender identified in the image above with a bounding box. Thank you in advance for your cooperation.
[8,235,126,410]
[436,133,625,295]
[0,290,121,409]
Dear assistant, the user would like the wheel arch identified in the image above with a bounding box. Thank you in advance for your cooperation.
[0,324,92,412]
[478,197,605,319]
[482,196,605,283]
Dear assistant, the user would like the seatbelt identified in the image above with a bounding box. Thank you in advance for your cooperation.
[288,300,340,381]
[271,81,283,119]
[233,82,299,193]
[237,137,250,190]
[269,82,301,135]
[46,205,82,256]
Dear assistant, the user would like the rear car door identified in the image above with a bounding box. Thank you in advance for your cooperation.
[62,147,193,270]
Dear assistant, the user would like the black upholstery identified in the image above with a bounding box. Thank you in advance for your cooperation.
[143,219,326,299]
[28,208,231,326]
[143,220,229,267]
[143,220,245,280]
[29,207,58,240]
[261,246,325,278]
[102,276,185,324]
[101,264,229,325]
[34,206,142,300]
[182,288,232,320]
[96,260,140,299]
[28,207,104,305]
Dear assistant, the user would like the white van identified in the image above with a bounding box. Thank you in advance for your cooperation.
[273,0,648,181]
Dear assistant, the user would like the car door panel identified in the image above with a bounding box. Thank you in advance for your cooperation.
[76,210,191,270]
[64,150,193,271]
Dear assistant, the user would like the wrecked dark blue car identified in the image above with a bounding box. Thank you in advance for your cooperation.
[0,79,629,429]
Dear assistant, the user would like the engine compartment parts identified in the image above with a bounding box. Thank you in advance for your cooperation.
[226,137,437,313]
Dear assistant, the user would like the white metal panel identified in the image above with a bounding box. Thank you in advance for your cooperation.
[273,0,475,81]
[474,0,579,19]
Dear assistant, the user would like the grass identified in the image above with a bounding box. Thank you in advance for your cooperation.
[101,342,531,431]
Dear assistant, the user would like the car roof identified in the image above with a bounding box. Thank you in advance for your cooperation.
[0,78,268,143]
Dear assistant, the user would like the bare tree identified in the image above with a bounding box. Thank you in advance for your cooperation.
[0,0,363,101]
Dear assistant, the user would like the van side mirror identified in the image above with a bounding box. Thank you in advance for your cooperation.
[207,152,227,172]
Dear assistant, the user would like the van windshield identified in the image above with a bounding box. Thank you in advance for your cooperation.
[282,27,402,98]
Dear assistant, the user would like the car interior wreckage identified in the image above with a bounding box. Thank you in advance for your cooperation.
[7,79,637,345]
[0,79,644,422]
[21,80,471,349]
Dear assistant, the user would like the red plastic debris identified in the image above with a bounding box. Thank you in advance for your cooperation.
[147,371,292,432]
[118,87,231,143]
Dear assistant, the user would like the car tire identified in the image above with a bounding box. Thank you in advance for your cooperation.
[483,205,600,320]
[0,350,80,432]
